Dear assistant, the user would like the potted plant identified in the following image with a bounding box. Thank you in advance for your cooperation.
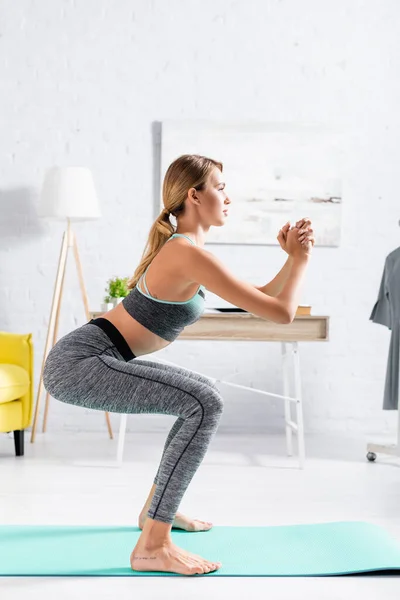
[105,276,129,307]
[100,295,114,313]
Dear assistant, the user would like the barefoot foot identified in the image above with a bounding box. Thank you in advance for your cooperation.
[138,510,213,532]
[130,542,222,576]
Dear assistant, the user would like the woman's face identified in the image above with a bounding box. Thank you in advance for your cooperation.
[196,167,231,225]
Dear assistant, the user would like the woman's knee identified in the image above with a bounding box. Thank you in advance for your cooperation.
[205,377,220,393]
[195,385,224,417]
[169,384,223,425]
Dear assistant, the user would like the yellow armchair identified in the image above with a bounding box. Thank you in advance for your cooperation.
[0,332,34,456]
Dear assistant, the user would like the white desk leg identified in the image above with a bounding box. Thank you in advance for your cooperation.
[281,342,293,457]
[117,414,127,463]
[292,341,306,470]
[282,341,306,469]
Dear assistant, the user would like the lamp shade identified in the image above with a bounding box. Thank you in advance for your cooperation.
[38,167,101,221]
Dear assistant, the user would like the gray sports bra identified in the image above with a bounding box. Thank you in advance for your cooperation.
[122,233,206,342]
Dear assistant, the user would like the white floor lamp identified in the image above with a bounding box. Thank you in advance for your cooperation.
[30,166,114,442]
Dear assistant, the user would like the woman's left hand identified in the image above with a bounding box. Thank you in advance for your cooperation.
[277,218,315,254]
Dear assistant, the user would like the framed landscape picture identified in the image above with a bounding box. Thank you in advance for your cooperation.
[160,120,345,246]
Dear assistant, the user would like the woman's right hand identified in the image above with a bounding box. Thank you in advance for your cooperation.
[285,226,312,259]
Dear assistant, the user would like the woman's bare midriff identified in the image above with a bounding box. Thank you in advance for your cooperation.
[98,302,172,357]
[97,237,200,357]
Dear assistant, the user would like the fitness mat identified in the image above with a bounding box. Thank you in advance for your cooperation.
[1,521,399,577]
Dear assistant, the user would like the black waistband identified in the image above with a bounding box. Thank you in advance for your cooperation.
[87,318,135,361]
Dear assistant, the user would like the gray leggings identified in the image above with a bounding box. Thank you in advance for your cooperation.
[43,319,224,525]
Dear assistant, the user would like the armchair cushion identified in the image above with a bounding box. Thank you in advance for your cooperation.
[0,332,34,435]
[0,364,30,404]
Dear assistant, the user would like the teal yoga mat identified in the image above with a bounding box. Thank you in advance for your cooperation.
[1,521,400,577]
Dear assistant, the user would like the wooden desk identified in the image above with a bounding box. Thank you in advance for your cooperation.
[178,312,329,342]
[90,311,329,469]
[90,311,329,342]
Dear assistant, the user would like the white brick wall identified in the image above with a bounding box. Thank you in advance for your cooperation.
[1,0,399,439]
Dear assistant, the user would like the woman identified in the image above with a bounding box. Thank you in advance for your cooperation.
[43,154,314,576]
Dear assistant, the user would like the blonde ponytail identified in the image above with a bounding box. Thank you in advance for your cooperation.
[127,154,223,291]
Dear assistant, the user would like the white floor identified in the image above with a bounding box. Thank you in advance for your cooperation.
[0,429,399,599]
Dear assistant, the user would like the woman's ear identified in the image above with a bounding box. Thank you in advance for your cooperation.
[188,187,198,201]
[188,188,203,209]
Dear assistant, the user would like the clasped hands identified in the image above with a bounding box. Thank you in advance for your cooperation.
[277,218,314,257]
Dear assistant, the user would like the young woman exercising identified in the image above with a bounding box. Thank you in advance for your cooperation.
[43,154,314,576]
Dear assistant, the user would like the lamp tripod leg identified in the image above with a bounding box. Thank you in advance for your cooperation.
[72,230,114,440]
[31,231,68,443]
[42,246,67,433]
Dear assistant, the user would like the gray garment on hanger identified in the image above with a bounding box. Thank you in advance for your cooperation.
[370,246,400,410]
